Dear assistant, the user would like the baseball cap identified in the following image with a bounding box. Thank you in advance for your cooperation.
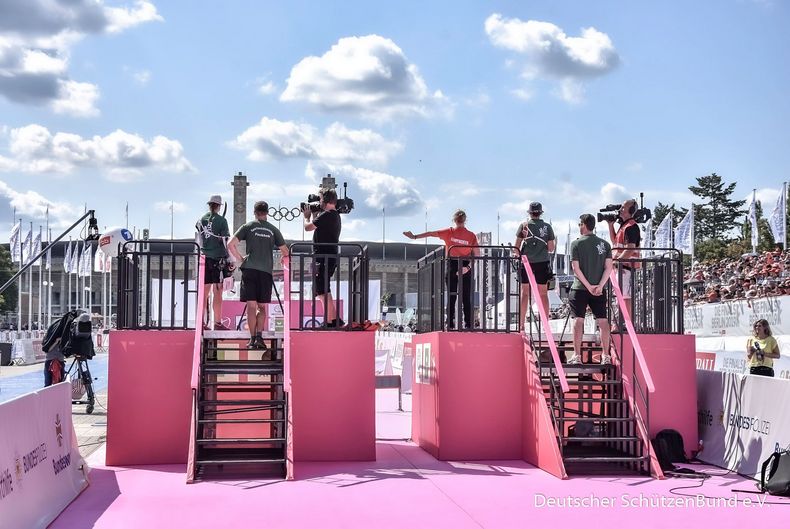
[208,195,222,205]
[529,202,543,213]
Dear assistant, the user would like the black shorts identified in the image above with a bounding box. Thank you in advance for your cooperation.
[204,257,222,285]
[749,366,774,377]
[519,261,552,285]
[240,268,273,303]
[313,257,338,296]
[569,288,607,319]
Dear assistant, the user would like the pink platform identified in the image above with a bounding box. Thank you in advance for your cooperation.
[288,331,376,467]
[107,330,195,466]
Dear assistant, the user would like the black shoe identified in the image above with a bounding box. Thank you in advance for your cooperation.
[246,337,256,349]
[335,318,345,328]
[254,336,267,351]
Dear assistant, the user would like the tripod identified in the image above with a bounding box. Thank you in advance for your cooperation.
[66,355,95,414]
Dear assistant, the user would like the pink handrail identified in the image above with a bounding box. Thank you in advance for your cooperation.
[282,256,291,392]
[608,269,655,393]
[189,255,207,391]
[521,256,569,393]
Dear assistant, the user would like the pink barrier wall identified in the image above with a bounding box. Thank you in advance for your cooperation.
[618,333,698,457]
[411,332,523,460]
[107,330,194,466]
[288,331,375,465]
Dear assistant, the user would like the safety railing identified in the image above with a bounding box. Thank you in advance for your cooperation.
[610,248,684,334]
[187,255,206,483]
[287,243,368,330]
[416,245,521,333]
[117,240,201,330]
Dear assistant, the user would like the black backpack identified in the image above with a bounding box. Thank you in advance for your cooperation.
[760,451,790,496]
[654,429,687,471]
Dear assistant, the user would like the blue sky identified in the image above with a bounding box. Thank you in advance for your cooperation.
[1,0,788,246]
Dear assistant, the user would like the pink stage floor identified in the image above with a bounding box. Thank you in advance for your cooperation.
[51,394,788,529]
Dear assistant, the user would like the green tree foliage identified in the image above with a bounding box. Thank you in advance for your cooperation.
[652,201,688,228]
[688,173,746,242]
[0,245,19,312]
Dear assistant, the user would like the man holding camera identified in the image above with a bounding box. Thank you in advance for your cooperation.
[568,214,613,365]
[227,201,289,349]
[196,195,231,330]
[606,198,641,322]
[303,190,342,327]
[513,202,555,331]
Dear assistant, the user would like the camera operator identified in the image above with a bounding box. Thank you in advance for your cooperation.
[196,195,232,330]
[568,214,613,365]
[513,202,555,331]
[227,201,289,350]
[303,190,342,327]
[746,319,781,377]
[606,198,641,323]
[404,210,479,330]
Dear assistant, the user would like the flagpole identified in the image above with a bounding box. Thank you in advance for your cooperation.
[690,204,695,264]
[752,189,758,254]
[37,226,42,330]
[89,244,94,316]
[67,237,72,311]
[14,209,21,332]
[783,182,787,251]
[47,228,52,327]
[27,222,33,330]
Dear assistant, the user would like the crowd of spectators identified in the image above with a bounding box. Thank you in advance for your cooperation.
[684,247,790,304]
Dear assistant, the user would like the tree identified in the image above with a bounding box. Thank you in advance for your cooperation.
[688,173,746,242]
[0,245,18,313]
[652,201,688,228]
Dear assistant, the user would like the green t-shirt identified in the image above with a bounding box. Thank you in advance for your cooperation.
[197,212,230,259]
[234,220,286,273]
[747,335,778,368]
[570,234,612,291]
[516,219,555,263]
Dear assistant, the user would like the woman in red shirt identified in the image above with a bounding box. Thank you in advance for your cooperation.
[404,210,479,329]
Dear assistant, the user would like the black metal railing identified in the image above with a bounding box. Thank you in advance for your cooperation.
[117,240,200,330]
[609,248,684,334]
[288,243,368,330]
[416,245,521,333]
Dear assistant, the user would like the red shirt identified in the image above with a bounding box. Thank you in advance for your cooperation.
[437,227,478,257]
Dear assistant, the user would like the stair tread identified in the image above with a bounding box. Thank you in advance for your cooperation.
[564,436,640,442]
[197,437,286,443]
[199,399,286,405]
[199,418,285,423]
[556,416,634,422]
[200,381,283,386]
[203,367,283,375]
[563,455,647,462]
[196,458,286,464]
[204,330,284,339]
[555,398,626,402]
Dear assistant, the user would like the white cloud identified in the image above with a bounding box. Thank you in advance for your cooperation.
[133,69,151,85]
[626,162,643,172]
[0,124,194,177]
[258,80,276,95]
[485,13,619,103]
[0,179,76,227]
[510,88,534,101]
[153,201,187,213]
[281,35,448,120]
[306,161,422,217]
[230,117,402,167]
[0,1,162,116]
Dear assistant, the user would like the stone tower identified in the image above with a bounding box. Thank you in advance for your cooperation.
[231,171,249,232]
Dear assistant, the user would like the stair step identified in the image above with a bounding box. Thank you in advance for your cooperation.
[563,455,647,463]
[564,436,640,442]
[200,381,284,387]
[199,399,286,406]
[548,379,622,386]
[199,418,285,424]
[196,458,286,465]
[203,330,283,339]
[556,416,634,422]
[555,398,626,403]
[541,364,615,371]
[203,366,283,375]
[197,437,286,443]
[205,360,282,366]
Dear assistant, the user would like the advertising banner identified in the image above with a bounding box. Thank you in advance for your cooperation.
[0,383,88,529]
[374,331,414,392]
[696,335,790,380]
[697,369,790,479]
[684,297,788,338]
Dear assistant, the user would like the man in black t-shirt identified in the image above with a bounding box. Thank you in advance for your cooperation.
[303,189,342,327]
[606,198,642,321]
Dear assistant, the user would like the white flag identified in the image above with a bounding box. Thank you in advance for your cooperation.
[643,218,654,252]
[64,240,72,272]
[73,242,82,275]
[768,187,785,245]
[21,228,32,265]
[748,194,759,251]
[80,245,93,277]
[654,215,672,249]
[674,208,694,254]
[9,221,21,263]
[45,245,51,270]
[93,246,105,273]
[32,229,42,267]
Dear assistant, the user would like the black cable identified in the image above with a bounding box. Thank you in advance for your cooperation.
[666,465,790,506]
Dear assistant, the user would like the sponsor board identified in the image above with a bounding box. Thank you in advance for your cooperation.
[0,383,88,529]
[697,369,790,478]
[685,296,789,338]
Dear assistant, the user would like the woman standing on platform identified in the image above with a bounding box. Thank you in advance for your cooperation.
[746,319,781,377]
[403,210,479,330]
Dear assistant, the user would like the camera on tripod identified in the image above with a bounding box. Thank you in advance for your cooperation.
[300,174,355,215]
[596,194,652,224]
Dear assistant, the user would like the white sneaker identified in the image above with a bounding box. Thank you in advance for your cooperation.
[566,354,581,365]
[600,355,612,365]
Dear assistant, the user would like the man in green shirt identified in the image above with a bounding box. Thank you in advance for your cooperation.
[568,214,613,365]
[227,201,289,350]
[196,195,231,330]
[513,202,555,331]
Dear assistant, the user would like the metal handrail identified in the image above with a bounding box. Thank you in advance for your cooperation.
[521,255,569,393]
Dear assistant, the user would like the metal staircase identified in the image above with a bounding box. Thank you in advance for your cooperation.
[193,330,288,480]
[534,335,650,474]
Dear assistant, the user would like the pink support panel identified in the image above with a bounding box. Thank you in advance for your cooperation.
[106,330,195,466]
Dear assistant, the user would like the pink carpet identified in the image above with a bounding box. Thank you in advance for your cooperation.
[50,394,788,529]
